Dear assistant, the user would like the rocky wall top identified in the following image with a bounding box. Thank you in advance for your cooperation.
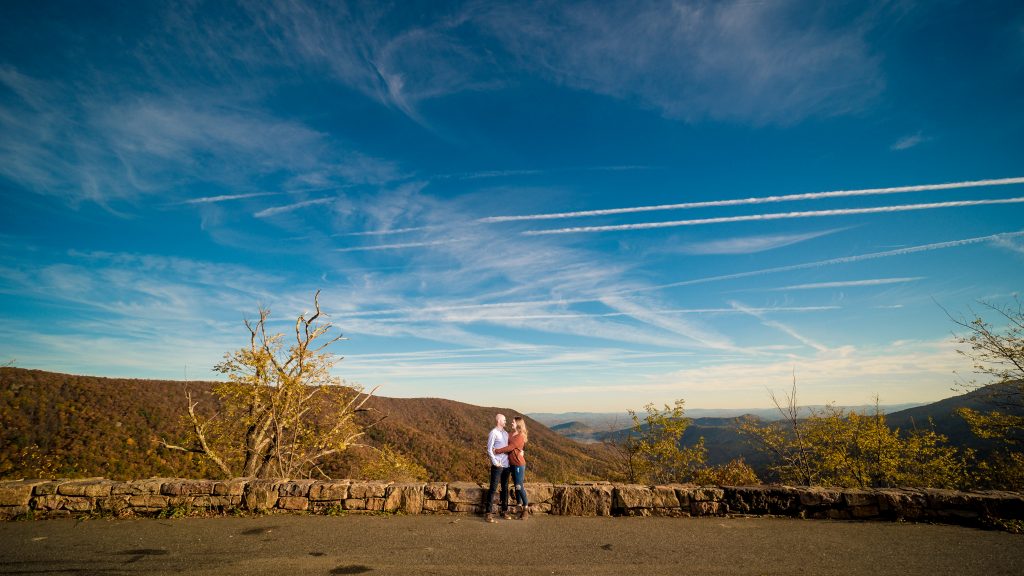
[1,478,1021,529]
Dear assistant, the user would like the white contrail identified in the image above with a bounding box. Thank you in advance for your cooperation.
[254,197,333,218]
[523,197,1024,235]
[341,298,580,317]
[335,225,439,237]
[634,231,1024,291]
[179,192,278,205]
[437,305,841,321]
[766,277,925,291]
[482,176,1024,223]
[334,239,463,253]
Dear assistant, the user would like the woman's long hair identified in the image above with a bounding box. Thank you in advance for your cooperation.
[513,416,528,443]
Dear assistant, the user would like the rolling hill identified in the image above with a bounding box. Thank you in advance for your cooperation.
[884,382,1024,452]
[0,367,615,483]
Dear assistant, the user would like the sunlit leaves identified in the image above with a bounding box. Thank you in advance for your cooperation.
[741,401,970,489]
[165,291,374,479]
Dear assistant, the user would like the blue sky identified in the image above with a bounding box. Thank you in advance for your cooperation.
[1,0,1022,412]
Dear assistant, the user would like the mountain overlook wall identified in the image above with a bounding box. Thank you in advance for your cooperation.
[2,477,1022,531]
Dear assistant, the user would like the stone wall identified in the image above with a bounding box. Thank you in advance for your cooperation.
[1,478,1022,528]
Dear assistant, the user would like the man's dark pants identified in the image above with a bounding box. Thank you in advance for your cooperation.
[487,464,511,514]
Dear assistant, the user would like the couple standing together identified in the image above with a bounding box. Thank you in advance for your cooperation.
[485,413,530,522]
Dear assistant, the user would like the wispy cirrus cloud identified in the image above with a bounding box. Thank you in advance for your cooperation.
[991,235,1024,255]
[476,0,887,124]
[334,239,467,253]
[637,231,1024,291]
[135,1,890,129]
[143,1,894,128]
[434,165,651,181]
[240,2,499,125]
[529,339,968,409]
[339,295,838,320]
[419,305,840,323]
[600,295,738,351]
[730,300,829,352]
[0,69,401,208]
[335,226,440,237]
[668,229,844,255]
[254,197,335,219]
[178,192,280,205]
[891,132,929,151]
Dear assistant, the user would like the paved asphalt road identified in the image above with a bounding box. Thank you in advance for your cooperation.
[0,514,1021,575]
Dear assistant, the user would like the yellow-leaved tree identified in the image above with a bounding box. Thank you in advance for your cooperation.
[613,399,759,486]
[741,381,970,489]
[161,291,377,479]
[949,298,1024,488]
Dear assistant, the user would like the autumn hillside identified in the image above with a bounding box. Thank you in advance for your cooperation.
[0,368,614,482]
[356,395,614,482]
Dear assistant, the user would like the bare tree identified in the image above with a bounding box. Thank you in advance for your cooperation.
[948,298,1024,413]
[739,376,817,486]
[946,298,1024,488]
[602,416,641,483]
[161,291,378,479]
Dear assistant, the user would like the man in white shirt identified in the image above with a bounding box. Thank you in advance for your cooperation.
[485,413,511,523]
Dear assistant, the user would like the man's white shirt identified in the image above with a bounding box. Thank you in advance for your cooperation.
[487,427,509,467]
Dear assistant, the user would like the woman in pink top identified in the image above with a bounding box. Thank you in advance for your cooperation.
[493,416,530,519]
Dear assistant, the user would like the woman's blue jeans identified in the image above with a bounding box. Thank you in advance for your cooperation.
[511,465,529,507]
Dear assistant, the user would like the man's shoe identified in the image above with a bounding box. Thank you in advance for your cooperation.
[502,511,514,520]
[520,507,529,521]
[485,513,497,523]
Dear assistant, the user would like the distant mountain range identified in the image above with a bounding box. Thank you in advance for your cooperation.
[530,403,926,431]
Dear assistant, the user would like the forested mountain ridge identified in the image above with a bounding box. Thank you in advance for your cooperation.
[0,368,222,479]
[0,367,614,482]
[551,384,1024,480]
[884,382,1024,451]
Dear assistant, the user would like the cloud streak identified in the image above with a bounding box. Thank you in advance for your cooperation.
[730,300,829,352]
[523,197,1024,235]
[669,229,845,255]
[334,239,466,253]
[483,177,1024,223]
[765,277,924,291]
[891,133,929,151]
[638,231,1024,291]
[179,192,279,205]
[600,295,738,351]
[254,197,335,218]
[477,0,886,124]
[335,226,439,237]
[434,165,651,181]
[432,305,840,322]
